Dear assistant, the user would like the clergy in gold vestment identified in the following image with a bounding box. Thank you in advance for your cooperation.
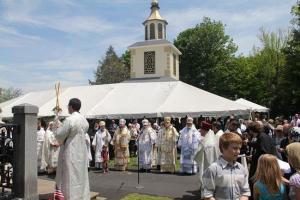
[157,117,179,173]
[111,119,131,171]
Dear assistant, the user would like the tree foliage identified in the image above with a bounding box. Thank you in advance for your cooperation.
[174,17,292,116]
[90,46,130,85]
[174,17,237,94]
[0,87,23,103]
[281,1,300,115]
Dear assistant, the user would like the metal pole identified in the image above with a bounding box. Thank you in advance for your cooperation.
[138,136,140,184]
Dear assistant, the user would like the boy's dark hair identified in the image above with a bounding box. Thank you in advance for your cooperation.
[68,98,81,111]
[212,121,222,130]
[228,120,240,132]
[40,119,47,128]
[248,122,263,134]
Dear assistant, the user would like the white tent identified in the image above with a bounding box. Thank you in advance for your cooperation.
[235,98,269,113]
[0,80,250,119]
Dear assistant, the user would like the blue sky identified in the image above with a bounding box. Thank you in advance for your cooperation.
[0,0,296,92]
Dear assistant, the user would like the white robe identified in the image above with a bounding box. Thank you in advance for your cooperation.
[85,133,92,167]
[54,112,90,200]
[37,128,45,171]
[178,126,202,174]
[41,129,52,170]
[215,129,224,156]
[138,127,156,169]
[48,130,59,168]
[194,130,219,191]
[92,129,111,163]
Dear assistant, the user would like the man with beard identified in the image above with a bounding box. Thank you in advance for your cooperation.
[111,119,131,171]
[178,117,202,174]
[138,119,156,172]
[157,117,179,173]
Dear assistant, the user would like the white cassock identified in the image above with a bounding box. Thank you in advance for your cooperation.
[41,128,52,170]
[194,130,219,191]
[138,127,156,169]
[215,129,224,156]
[54,112,90,200]
[178,125,202,174]
[37,127,46,171]
[85,133,92,167]
[92,129,111,163]
[48,130,59,168]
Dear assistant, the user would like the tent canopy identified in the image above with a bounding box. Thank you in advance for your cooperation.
[235,98,269,113]
[0,80,250,119]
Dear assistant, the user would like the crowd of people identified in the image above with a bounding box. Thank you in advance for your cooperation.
[36,100,300,200]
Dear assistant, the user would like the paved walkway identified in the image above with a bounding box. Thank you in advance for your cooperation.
[38,179,99,200]
[40,169,201,200]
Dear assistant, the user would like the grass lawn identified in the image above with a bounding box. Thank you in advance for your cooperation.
[121,193,173,200]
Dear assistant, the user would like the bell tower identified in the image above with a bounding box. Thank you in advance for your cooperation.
[143,0,168,40]
[128,0,181,80]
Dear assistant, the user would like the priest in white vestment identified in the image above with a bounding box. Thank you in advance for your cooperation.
[194,121,219,193]
[42,122,60,174]
[37,121,46,172]
[138,119,156,171]
[157,117,179,173]
[85,133,92,167]
[178,117,202,174]
[92,121,111,169]
[54,98,90,200]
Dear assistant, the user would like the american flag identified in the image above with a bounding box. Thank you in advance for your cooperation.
[49,186,64,200]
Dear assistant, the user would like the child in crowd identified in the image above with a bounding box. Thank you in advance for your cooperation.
[101,145,109,173]
[286,143,300,200]
[202,132,251,200]
[253,154,286,200]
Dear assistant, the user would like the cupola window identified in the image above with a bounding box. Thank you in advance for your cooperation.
[150,23,155,40]
[158,23,163,39]
[144,51,155,74]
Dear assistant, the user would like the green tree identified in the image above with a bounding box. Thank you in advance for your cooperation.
[213,56,255,100]
[246,28,290,115]
[282,1,300,115]
[90,46,130,85]
[174,17,237,94]
[0,87,23,103]
[121,50,131,80]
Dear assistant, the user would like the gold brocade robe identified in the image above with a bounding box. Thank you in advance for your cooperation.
[111,127,131,171]
[157,126,179,173]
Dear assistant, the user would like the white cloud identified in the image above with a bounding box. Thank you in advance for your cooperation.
[1,0,115,35]
[0,24,41,40]
[44,16,114,34]
[58,71,86,81]
[0,62,91,92]
[163,2,293,55]
[165,4,291,34]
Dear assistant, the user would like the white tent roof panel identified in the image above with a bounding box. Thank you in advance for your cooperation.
[235,98,269,113]
[0,80,250,119]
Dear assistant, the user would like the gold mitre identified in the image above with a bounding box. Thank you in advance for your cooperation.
[164,117,171,123]
[99,121,106,126]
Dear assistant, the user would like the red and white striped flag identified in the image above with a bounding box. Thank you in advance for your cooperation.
[49,185,64,200]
